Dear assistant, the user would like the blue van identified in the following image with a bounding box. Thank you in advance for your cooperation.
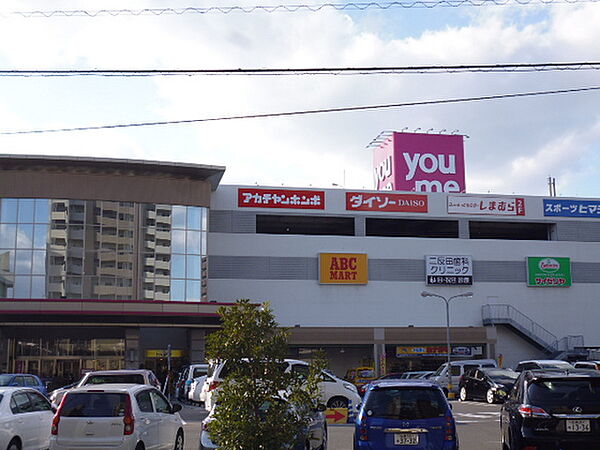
[354,380,458,449]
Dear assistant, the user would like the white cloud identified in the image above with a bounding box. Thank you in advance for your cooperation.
[0,3,599,195]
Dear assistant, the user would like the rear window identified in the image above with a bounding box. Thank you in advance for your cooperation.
[61,393,129,417]
[539,362,573,370]
[192,367,208,378]
[365,387,447,420]
[85,374,145,385]
[528,379,600,405]
[357,369,375,378]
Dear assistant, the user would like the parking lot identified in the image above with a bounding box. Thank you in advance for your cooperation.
[179,400,504,450]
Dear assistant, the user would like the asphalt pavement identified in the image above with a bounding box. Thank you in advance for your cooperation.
[178,399,504,450]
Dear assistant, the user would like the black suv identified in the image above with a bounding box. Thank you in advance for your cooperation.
[501,369,600,449]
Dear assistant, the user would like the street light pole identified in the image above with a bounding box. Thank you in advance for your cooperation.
[421,291,473,399]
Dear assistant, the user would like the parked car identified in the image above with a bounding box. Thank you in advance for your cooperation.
[0,374,48,397]
[188,375,207,404]
[200,397,327,449]
[354,379,458,449]
[0,386,55,450]
[344,366,377,389]
[49,369,160,407]
[458,367,518,403]
[430,359,498,395]
[400,371,435,380]
[514,359,574,372]
[176,363,209,401]
[500,369,600,449]
[573,360,600,370]
[49,383,184,450]
[203,359,361,412]
[358,373,405,396]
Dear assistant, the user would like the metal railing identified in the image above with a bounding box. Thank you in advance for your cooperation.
[482,304,558,352]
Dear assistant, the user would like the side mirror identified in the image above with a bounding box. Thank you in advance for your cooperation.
[171,403,183,413]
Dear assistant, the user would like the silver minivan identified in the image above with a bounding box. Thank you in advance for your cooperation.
[430,359,497,395]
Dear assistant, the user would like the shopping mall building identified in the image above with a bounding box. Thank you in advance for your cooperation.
[0,153,598,380]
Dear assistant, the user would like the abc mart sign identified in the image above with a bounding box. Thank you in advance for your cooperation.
[527,257,572,287]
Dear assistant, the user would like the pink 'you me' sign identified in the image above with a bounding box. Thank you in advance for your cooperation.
[372,132,466,193]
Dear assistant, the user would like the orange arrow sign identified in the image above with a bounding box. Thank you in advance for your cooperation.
[325,408,348,424]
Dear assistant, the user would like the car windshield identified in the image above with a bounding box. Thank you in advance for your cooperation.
[365,387,447,420]
[486,370,518,382]
[61,393,129,417]
[84,374,145,385]
[539,362,573,369]
[358,369,375,378]
[0,375,13,386]
[528,379,600,405]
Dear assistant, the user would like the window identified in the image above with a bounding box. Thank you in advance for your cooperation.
[469,221,552,240]
[257,215,355,236]
[11,392,32,413]
[136,391,154,413]
[366,218,459,238]
[61,393,128,417]
[291,364,310,380]
[24,376,38,387]
[364,387,447,419]
[28,391,52,411]
[150,390,171,413]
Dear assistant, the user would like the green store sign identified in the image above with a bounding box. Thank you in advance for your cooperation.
[527,257,571,287]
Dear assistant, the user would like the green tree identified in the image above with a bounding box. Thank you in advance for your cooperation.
[205,299,326,450]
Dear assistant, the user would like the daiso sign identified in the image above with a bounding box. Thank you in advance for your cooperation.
[372,132,466,193]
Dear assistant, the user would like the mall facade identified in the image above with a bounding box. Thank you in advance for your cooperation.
[1,154,599,380]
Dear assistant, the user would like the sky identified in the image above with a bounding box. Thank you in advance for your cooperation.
[0,0,599,197]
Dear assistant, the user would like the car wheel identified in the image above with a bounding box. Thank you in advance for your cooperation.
[135,443,145,450]
[7,438,21,450]
[459,387,468,402]
[486,389,496,404]
[327,397,348,409]
[174,430,184,450]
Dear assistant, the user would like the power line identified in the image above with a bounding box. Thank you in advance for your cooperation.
[1,0,598,18]
[1,85,598,136]
[2,62,600,77]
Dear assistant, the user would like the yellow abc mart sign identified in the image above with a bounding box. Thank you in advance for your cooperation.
[319,253,368,284]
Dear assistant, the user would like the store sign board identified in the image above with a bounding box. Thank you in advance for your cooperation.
[448,196,525,216]
[146,349,184,358]
[346,192,428,213]
[238,188,325,210]
[319,253,368,284]
[544,199,600,218]
[527,257,571,287]
[426,255,473,285]
[395,345,474,357]
[373,132,466,193]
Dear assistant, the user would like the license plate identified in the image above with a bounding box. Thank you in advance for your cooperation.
[394,433,419,445]
[566,419,590,432]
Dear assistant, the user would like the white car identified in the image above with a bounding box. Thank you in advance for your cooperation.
[49,384,185,450]
[176,364,209,401]
[203,359,361,414]
[0,387,54,450]
[188,375,207,404]
[49,369,161,407]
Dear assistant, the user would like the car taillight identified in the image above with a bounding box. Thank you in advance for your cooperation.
[208,381,221,392]
[51,393,68,435]
[518,404,551,418]
[444,413,455,441]
[358,418,369,441]
[123,395,135,435]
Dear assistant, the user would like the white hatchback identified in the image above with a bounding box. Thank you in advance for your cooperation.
[0,387,54,450]
[49,384,185,450]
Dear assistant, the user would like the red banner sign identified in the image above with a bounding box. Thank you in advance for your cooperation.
[346,192,428,212]
[238,188,325,209]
